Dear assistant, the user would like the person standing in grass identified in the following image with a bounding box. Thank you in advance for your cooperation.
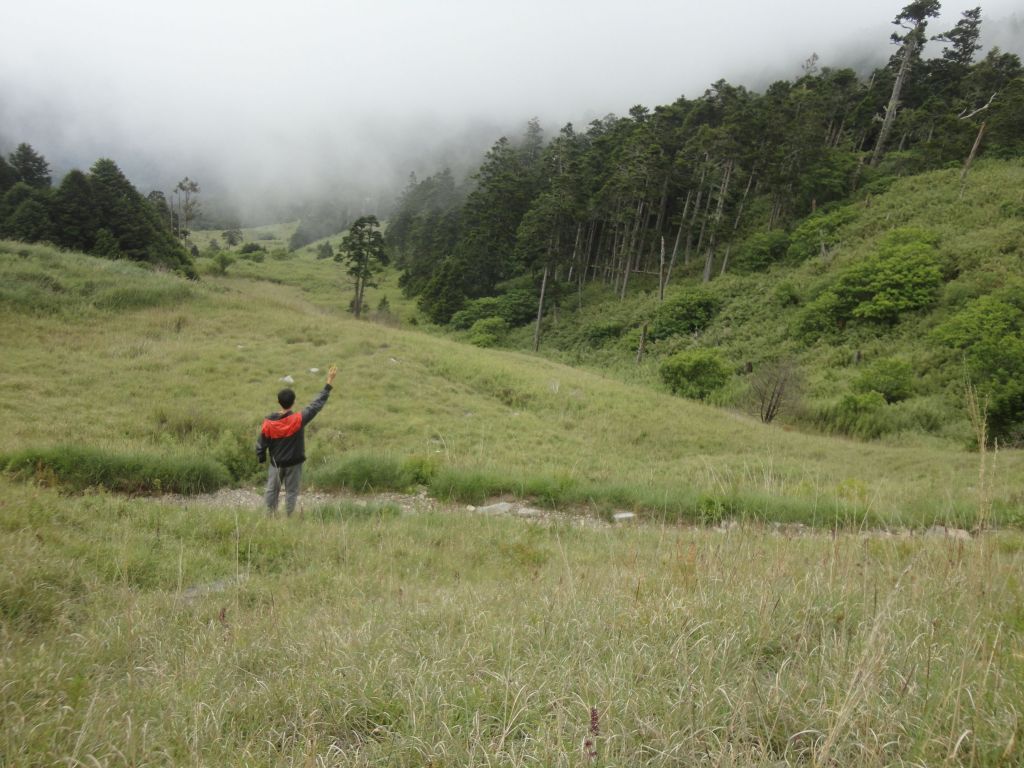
[257,365,337,516]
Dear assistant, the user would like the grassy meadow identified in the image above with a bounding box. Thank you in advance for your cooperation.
[2,239,1024,765]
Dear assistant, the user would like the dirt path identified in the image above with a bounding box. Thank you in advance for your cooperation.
[158,486,983,541]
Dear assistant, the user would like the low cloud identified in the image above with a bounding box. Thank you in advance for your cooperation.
[2,0,1021,220]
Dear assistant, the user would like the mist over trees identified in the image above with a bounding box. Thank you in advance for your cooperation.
[387,0,1024,440]
[390,1,1022,327]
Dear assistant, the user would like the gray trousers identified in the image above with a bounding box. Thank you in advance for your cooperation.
[265,463,303,516]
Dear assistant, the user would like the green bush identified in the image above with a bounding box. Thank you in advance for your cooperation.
[5,445,230,494]
[650,289,720,341]
[212,429,264,484]
[578,319,627,347]
[933,294,1024,442]
[798,228,943,335]
[796,290,843,340]
[773,281,802,307]
[833,229,943,324]
[468,317,509,347]
[211,252,235,276]
[853,358,915,403]
[786,207,855,262]
[733,230,790,272]
[659,349,731,400]
[450,290,536,330]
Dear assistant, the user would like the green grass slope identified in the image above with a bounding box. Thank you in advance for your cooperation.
[1,238,1020,527]
[2,239,1023,767]
[513,158,1024,446]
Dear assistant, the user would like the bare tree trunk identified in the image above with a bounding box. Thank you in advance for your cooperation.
[620,199,645,299]
[609,222,622,289]
[702,160,733,283]
[635,322,649,364]
[533,262,549,352]
[662,190,689,299]
[650,176,669,260]
[353,276,363,318]
[566,222,582,282]
[719,172,752,278]
[870,31,920,167]
[658,236,667,301]
[694,184,714,258]
[959,121,986,193]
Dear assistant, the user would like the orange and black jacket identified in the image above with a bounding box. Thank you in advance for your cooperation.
[256,384,332,468]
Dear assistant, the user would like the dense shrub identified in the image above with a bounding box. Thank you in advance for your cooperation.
[210,252,235,275]
[450,290,536,329]
[468,317,509,347]
[798,229,942,336]
[5,445,230,494]
[451,297,501,329]
[239,242,266,255]
[733,230,790,272]
[580,320,627,347]
[786,207,855,262]
[933,293,1024,442]
[659,349,731,400]
[650,289,720,341]
[853,358,915,403]
[833,229,942,324]
[796,290,843,339]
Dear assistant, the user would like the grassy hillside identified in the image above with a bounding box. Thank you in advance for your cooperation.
[1,238,1021,528]
[494,158,1024,446]
[2,238,1023,765]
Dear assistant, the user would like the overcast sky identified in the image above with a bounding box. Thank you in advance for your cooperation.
[2,0,1022,215]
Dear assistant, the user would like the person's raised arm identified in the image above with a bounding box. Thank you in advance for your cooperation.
[302,364,337,424]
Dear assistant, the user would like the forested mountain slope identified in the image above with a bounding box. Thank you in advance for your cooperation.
[387,11,1024,444]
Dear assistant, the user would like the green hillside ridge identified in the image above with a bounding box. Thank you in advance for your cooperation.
[1,237,1021,528]
[456,158,1024,445]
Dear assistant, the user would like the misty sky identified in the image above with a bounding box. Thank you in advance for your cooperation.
[2,0,1022,213]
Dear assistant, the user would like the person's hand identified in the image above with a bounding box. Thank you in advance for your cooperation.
[327,365,338,385]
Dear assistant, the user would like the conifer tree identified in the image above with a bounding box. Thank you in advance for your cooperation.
[870,0,942,166]
[52,170,97,252]
[8,143,51,188]
[337,215,388,318]
[0,155,18,194]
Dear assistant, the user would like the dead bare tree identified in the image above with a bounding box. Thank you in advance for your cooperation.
[750,360,802,424]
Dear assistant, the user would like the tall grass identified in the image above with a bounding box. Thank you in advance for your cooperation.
[5,445,230,494]
[0,478,1021,765]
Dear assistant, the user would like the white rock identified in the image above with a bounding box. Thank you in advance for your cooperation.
[279,375,295,384]
[477,502,514,515]
[466,505,476,512]
[517,507,544,518]
[309,367,319,373]
[612,512,636,523]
